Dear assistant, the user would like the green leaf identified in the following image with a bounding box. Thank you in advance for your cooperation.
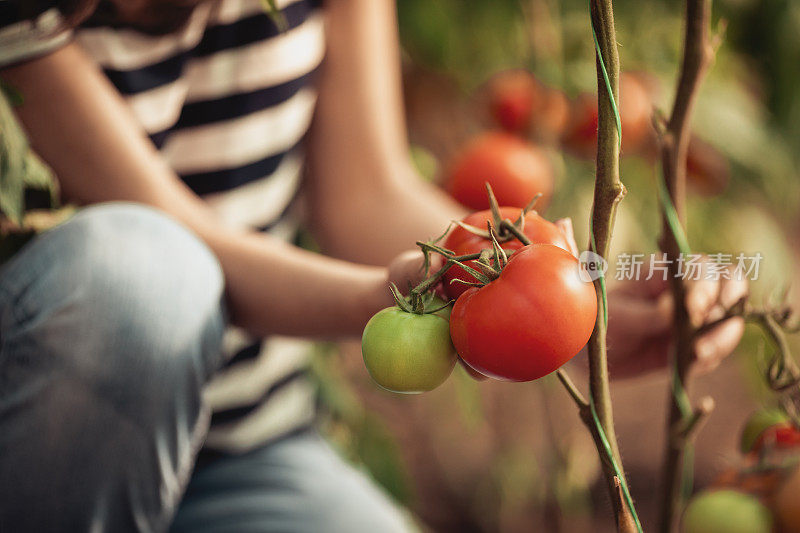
[0,83,59,226]
[0,88,28,224]
[260,0,288,31]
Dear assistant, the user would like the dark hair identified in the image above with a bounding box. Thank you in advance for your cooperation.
[89,1,206,35]
[14,0,99,27]
[17,0,204,35]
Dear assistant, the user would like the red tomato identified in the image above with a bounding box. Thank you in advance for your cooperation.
[487,70,540,134]
[442,207,571,300]
[755,424,800,451]
[449,244,597,381]
[739,409,800,453]
[445,132,554,210]
[562,73,653,158]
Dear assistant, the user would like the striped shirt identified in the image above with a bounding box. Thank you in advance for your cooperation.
[0,0,325,453]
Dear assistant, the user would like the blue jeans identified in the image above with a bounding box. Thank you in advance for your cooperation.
[0,204,410,532]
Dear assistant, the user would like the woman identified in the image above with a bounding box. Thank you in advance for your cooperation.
[0,1,746,531]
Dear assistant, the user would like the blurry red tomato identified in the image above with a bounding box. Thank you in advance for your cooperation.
[445,132,553,210]
[487,70,540,134]
[562,73,653,158]
[536,88,570,142]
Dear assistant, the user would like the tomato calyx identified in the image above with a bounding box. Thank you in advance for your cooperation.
[416,224,512,290]
[417,183,542,292]
[452,183,542,246]
[388,282,452,315]
[395,183,551,308]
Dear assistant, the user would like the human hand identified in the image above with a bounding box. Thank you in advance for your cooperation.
[551,218,748,378]
[386,250,439,294]
[605,259,748,378]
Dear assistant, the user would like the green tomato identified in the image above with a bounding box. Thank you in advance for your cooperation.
[740,408,790,453]
[362,306,457,394]
[682,490,773,533]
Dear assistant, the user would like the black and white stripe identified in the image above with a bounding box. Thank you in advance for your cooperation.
[78,0,324,451]
[0,0,324,453]
[75,0,323,206]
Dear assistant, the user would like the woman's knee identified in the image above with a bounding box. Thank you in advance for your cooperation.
[0,203,228,531]
[1,202,226,422]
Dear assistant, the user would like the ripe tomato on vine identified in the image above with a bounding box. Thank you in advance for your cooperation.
[449,244,597,382]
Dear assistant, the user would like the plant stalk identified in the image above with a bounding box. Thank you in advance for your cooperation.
[584,1,638,531]
[657,1,717,531]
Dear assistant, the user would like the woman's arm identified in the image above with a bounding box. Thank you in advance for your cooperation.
[305,0,466,265]
[2,43,403,338]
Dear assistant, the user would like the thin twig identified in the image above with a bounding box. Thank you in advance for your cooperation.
[694,295,748,336]
[674,396,715,441]
[556,368,589,409]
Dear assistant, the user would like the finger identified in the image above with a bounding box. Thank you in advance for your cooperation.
[718,273,749,309]
[692,317,745,374]
[554,217,580,257]
[388,250,428,292]
[685,268,721,327]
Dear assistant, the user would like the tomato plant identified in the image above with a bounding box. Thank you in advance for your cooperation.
[362,305,456,394]
[449,244,596,381]
[445,132,554,210]
[442,206,571,299]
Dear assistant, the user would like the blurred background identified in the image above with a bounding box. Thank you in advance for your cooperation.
[311,0,800,531]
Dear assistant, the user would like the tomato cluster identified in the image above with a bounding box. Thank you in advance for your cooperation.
[361,199,598,393]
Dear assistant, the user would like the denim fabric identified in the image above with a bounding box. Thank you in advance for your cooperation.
[171,429,412,533]
[0,204,226,532]
[0,203,412,533]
